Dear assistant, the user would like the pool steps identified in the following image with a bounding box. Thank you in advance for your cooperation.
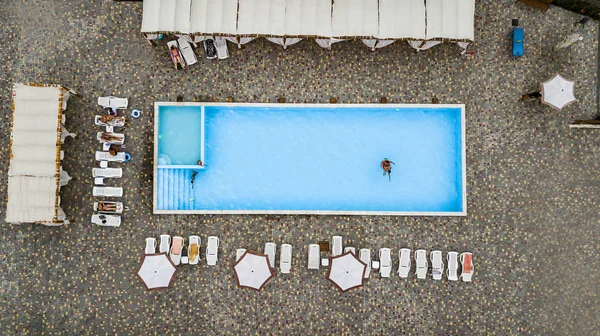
[157,168,195,210]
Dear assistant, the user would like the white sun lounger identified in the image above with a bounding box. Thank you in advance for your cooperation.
[159,234,171,253]
[170,236,184,266]
[96,151,126,162]
[431,250,444,280]
[188,235,201,265]
[308,244,320,270]
[214,37,229,60]
[460,252,474,282]
[93,201,125,214]
[95,115,125,127]
[236,248,247,261]
[92,168,122,178]
[280,244,292,274]
[91,214,121,227]
[344,247,356,255]
[447,251,459,281]
[92,186,123,197]
[359,249,371,278]
[332,236,343,257]
[379,248,392,278]
[178,36,198,66]
[415,249,428,279]
[264,242,276,268]
[206,236,219,266]
[98,96,128,109]
[97,132,125,145]
[398,248,411,278]
[145,237,157,254]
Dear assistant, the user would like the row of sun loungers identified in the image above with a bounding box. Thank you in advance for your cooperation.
[145,235,219,266]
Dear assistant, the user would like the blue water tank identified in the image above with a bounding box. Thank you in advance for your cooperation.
[512,28,524,56]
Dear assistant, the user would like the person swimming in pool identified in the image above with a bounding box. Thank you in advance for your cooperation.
[381,158,395,181]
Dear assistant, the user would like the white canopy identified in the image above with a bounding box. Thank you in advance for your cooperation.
[377,0,426,40]
[284,0,332,37]
[141,0,193,34]
[237,0,287,36]
[190,0,239,35]
[327,252,367,292]
[425,0,475,41]
[137,254,178,290]
[6,84,72,225]
[233,251,276,291]
[331,0,378,38]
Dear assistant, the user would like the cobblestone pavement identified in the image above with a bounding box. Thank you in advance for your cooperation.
[0,0,599,335]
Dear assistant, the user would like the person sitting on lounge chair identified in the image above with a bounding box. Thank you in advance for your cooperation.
[100,132,122,142]
[108,144,119,156]
[97,202,118,211]
[381,158,395,181]
[170,46,184,70]
[521,90,542,101]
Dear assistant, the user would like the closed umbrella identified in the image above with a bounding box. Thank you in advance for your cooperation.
[541,73,577,110]
[136,253,177,290]
[327,251,367,292]
[233,251,276,291]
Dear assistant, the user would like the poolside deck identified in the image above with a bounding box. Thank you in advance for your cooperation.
[0,0,598,334]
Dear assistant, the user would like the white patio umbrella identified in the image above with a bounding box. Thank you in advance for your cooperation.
[541,73,577,110]
[326,251,367,292]
[136,253,177,290]
[233,251,276,291]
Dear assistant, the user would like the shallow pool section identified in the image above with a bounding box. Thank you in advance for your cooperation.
[154,103,466,215]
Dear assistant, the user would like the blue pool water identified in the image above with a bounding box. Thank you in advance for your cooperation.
[155,104,465,214]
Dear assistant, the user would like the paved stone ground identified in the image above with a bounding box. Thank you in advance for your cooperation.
[0,0,599,335]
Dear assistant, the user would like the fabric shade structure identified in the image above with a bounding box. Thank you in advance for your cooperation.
[190,0,239,36]
[238,0,287,36]
[233,251,276,291]
[326,251,367,292]
[377,0,426,40]
[331,0,379,39]
[136,253,178,290]
[425,0,475,41]
[284,0,332,38]
[6,84,75,226]
[541,73,577,110]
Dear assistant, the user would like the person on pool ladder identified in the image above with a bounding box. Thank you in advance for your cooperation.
[381,158,395,181]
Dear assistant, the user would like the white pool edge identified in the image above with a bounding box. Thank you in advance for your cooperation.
[153,102,467,216]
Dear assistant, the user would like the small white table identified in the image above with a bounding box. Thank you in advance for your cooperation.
[372,261,380,270]
[94,178,104,185]
[321,258,329,267]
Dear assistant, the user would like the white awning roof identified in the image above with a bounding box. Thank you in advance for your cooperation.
[426,0,475,41]
[190,0,239,35]
[141,0,193,34]
[237,0,287,36]
[6,84,69,225]
[377,0,426,40]
[331,0,378,38]
[284,0,332,37]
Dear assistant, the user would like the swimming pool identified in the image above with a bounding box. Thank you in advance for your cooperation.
[154,103,466,215]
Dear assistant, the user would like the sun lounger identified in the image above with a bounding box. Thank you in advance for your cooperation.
[447,251,459,281]
[415,249,428,279]
[206,236,219,265]
[96,151,126,162]
[308,244,320,270]
[332,236,343,257]
[97,132,125,145]
[344,247,356,255]
[170,236,184,266]
[188,235,200,265]
[398,248,411,278]
[92,168,122,178]
[214,37,229,60]
[92,186,123,197]
[178,37,198,66]
[98,96,128,109]
[280,244,292,274]
[359,249,371,278]
[167,40,186,69]
[379,248,392,278]
[95,115,125,127]
[235,248,247,261]
[430,250,444,280]
[145,237,157,254]
[460,252,474,282]
[93,201,125,214]
[159,234,171,253]
[203,37,217,59]
[91,214,121,227]
[264,242,276,268]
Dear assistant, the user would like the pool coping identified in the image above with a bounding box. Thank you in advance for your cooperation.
[153,102,467,216]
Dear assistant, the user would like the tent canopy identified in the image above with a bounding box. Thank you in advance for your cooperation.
[426,0,475,41]
[190,0,238,36]
[331,0,379,38]
[6,84,70,225]
[237,0,287,36]
[284,0,332,38]
[377,0,426,40]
